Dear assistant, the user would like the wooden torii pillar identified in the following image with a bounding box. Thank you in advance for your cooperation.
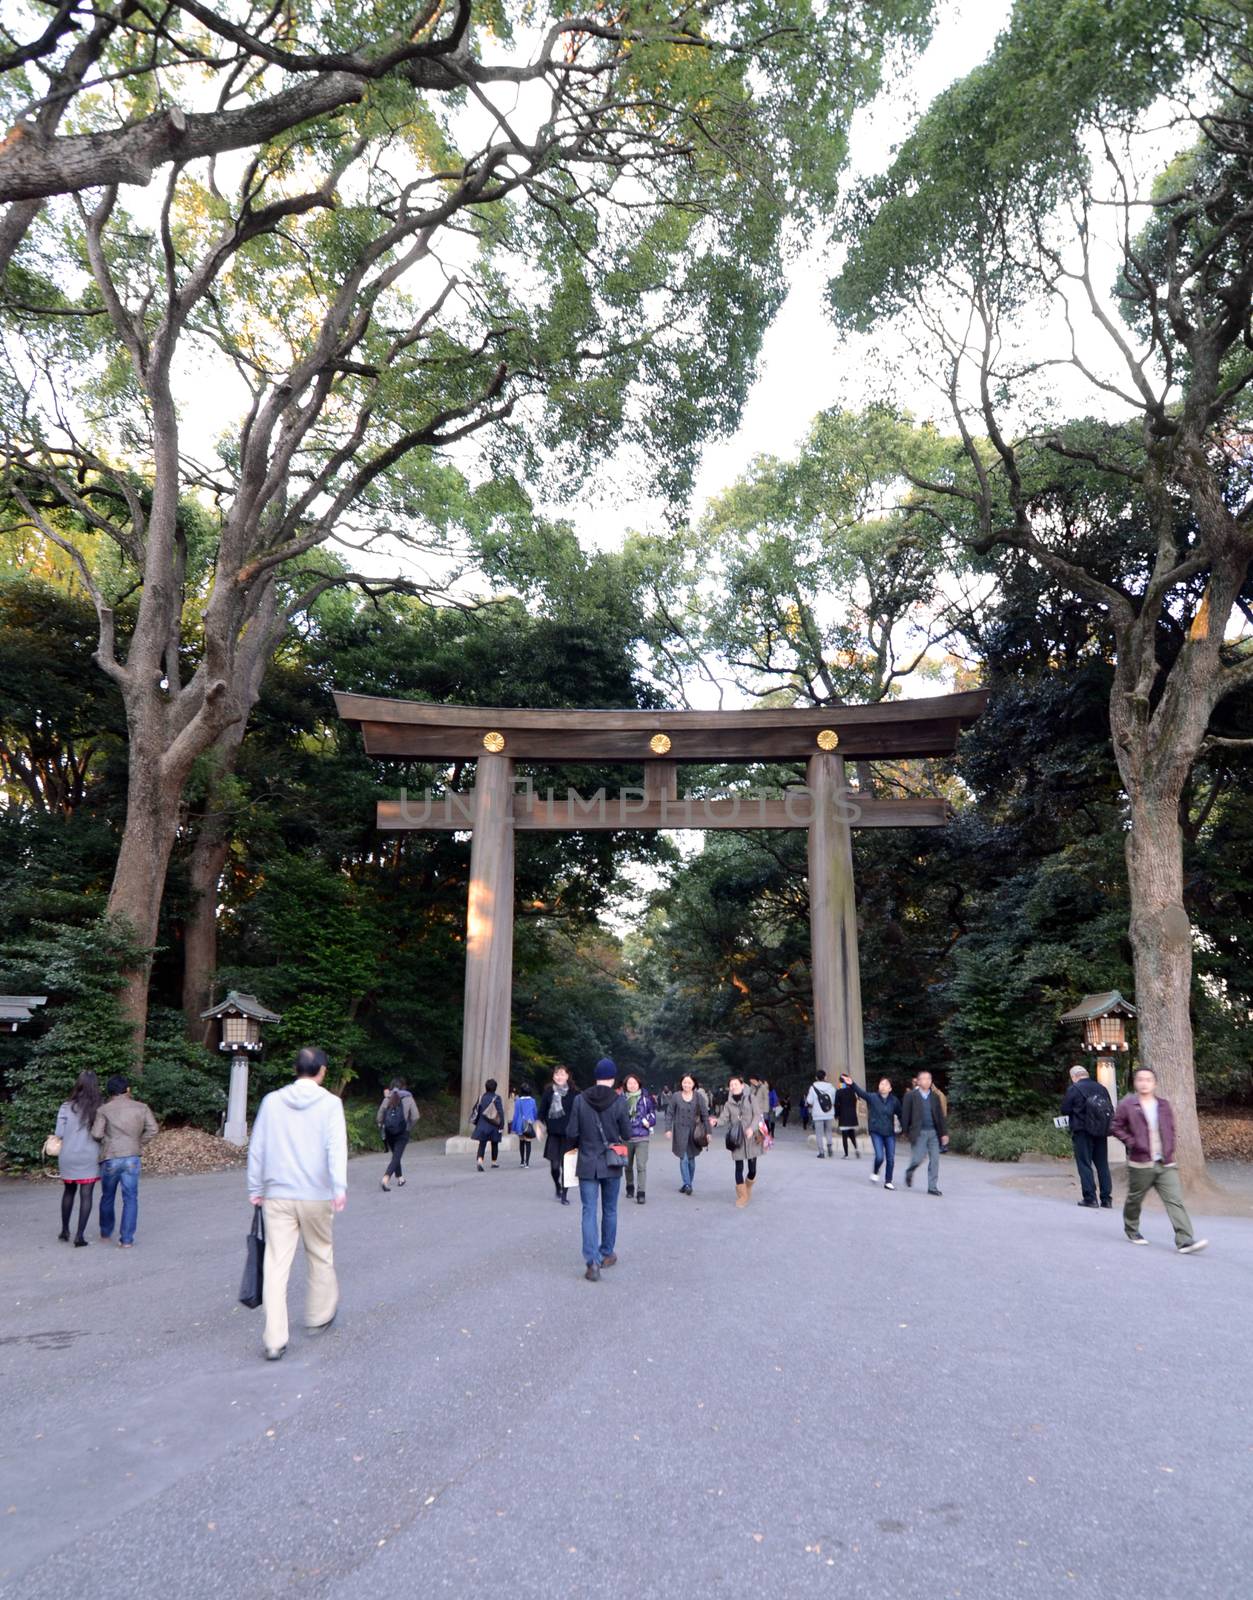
[333,692,987,1131]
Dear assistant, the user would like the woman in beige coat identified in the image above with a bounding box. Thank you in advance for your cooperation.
[712,1075,766,1208]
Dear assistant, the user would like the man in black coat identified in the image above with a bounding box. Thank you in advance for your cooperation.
[566,1058,633,1281]
[1060,1065,1114,1209]
[900,1070,948,1196]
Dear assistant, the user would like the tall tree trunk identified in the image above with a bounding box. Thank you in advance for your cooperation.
[1123,784,1210,1190]
[181,727,248,1036]
[107,743,186,1057]
[182,819,232,1040]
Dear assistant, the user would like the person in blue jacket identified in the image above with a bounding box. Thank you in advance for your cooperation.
[853,1076,904,1189]
[511,1083,539,1168]
[621,1072,657,1205]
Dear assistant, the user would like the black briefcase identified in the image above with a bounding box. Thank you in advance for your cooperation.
[239,1206,265,1308]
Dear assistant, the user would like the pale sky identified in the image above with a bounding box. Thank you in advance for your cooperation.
[553,0,1016,554]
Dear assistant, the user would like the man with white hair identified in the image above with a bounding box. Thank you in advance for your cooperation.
[1060,1064,1114,1210]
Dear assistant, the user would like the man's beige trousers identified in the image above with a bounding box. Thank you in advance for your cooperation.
[261,1198,338,1351]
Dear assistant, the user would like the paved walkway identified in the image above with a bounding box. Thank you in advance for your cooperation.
[1,1128,1249,1600]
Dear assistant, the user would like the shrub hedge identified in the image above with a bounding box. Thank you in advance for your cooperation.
[947,1117,1073,1162]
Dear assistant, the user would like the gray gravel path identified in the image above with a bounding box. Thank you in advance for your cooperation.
[1,1130,1249,1600]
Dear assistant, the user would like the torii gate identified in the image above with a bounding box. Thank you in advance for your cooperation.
[333,690,987,1129]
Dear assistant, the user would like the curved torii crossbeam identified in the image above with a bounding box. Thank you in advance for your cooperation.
[334,689,987,1133]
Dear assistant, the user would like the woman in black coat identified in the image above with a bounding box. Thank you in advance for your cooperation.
[538,1066,577,1205]
[834,1076,861,1158]
[471,1078,505,1171]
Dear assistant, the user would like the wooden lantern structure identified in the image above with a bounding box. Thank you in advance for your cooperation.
[201,991,281,1146]
[1060,990,1136,1104]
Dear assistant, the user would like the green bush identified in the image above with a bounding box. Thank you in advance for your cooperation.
[139,1008,228,1131]
[415,1091,462,1140]
[954,1117,1073,1162]
[344,1100,382,1155]
[1,917,140,1168]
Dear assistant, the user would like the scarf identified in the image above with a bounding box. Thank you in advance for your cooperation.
[626,1091,641,1116]
[549,1083,567,1117]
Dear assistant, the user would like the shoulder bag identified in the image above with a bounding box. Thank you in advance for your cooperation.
[595,1111,629,1169]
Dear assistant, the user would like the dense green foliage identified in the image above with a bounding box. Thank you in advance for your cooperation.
[1,918,140,1167]
[630,403,1253,1117]
[139,1009,229,1131]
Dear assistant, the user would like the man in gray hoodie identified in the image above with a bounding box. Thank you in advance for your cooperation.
[247,1048,349,1360]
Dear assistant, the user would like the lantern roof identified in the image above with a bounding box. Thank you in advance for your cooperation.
[0,995,47,1023]
[200,990,282,1024]
[1059,990,1137,1023]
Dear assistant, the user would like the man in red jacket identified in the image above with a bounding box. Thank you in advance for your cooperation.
[1110,1067,1208,1253]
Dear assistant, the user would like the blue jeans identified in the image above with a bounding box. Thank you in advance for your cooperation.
[679,1154,696,1189]
[579,1176,621,1265]
[871,1132,896,1182]
[99,1156,141,1243]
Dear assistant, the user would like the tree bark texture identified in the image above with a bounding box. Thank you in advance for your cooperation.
[807,752,866,1086]
[107,739,187,1053]
[180,722,250,1036]
[459,755,515,1131]
[1122,791,1208,1182]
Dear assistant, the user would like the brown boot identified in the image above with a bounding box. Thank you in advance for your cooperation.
[735,1182,748,1208]
[745,1178,755,1202]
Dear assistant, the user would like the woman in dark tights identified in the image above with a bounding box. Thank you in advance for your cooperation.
[471,1078,504,1171]
[834,1075,861,1158]
[538,1067,576,1203]
[54,1071,103,1245]
[711,1075,765,1208]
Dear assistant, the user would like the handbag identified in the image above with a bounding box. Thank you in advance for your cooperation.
[596,1112,628,1170]
[43,1133,63,1159]
[691,1110,709,1150]
[239,1206,266,1309]
[521,1121,536,1140]
[725,1117,744,1152]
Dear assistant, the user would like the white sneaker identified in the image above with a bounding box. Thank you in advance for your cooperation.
[1177,1239,1209,1254]
[884,1182,896,1191]
[869,1172,879,1183]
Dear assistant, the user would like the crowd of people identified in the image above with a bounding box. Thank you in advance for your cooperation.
[42,1043,1212,1359]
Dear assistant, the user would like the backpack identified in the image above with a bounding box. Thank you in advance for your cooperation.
[383,1097,407,1137]
[813,1085,833,1115]
[1078,1083,1114,1137]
